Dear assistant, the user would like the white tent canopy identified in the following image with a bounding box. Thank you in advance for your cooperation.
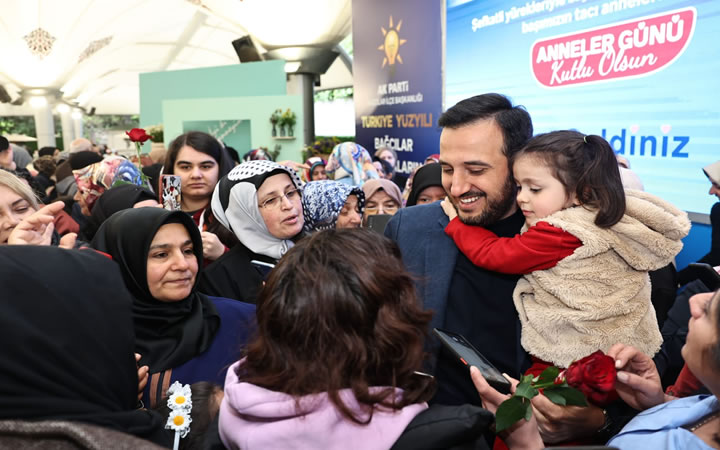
[0,0,352,116]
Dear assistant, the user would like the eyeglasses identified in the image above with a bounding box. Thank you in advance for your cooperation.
[259,188,302,210]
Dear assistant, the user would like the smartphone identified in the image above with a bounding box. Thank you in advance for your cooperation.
[366,214,392,234]
[433,328,512,394]
[161,175,182,211]
[250,260,275,281]
[688,263,720,291]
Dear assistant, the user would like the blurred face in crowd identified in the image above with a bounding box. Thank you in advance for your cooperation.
[73,189,91,216]
[146,223,198,302]
[373,161,386,178]
[363,189,399,224]
[173,146,220,202]
[440,119,516,226]
[336,194,362,229]
[378,149,396,168]
[312,165,328,181]
[416,186,446,205]
[0,185,36,243]
[0,146,15,170]
[257,173,304,239]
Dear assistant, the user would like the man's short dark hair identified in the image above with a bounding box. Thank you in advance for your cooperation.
[0,136,9,152]
[438,93,533,158]
[38,146,57,157]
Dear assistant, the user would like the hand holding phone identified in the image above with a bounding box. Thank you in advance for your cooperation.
[433,328,512,394]
[250,260,275,281]
[161,175,182,211]
[688,263,720,290]
[366,214,392,233]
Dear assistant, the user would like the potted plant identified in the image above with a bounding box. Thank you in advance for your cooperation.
[270,109,282,137]
[282,109,297,137]
[146,124,164,143]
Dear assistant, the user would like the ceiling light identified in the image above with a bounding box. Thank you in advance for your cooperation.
[56,103,70,113]
[284,61,301,73]
[29,96,48,108]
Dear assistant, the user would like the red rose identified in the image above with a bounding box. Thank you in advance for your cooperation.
[565,351,618,406]
[126,128,152,143]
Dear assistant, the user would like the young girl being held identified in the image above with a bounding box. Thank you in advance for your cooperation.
[441,130,690,372]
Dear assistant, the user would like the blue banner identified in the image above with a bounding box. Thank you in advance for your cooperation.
[353,0,444,175]
[447,0,720,215]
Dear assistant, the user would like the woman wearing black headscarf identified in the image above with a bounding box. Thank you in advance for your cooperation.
[406,162,444,207]
[91,207,255,408]
[0,245,170,446]
[80,184,159,241]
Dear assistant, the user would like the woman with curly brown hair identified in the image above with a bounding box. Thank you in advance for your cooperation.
[218,229,438,449]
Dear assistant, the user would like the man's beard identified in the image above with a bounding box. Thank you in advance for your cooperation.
[451,176,516,227]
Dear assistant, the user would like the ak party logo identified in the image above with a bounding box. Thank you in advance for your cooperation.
[378,15,407,75]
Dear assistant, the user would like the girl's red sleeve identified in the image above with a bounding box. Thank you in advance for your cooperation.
[444,218,582,274]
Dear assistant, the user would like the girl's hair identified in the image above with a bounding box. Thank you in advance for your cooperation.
[513,130,625,228]
[0,170,39,210]
[164,131,234,178]
[240,228,434,424]
[155,382,222,450]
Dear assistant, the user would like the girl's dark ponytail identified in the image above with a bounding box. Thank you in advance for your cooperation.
[578,135,625,228]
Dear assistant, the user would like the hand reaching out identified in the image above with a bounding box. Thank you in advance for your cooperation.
[441,197,458,221]
[7,201,65,246]
[201,231,225,261]
[607,343,666,411]
[470,367,544,450]
[531,388,605,443]
[135,353,149,403]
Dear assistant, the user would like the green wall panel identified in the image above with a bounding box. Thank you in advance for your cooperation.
[139,60,287,132]
[162,95,304,162]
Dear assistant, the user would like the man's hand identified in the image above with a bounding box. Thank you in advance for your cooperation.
[441,197,458,221]
[470,367,544,450]
[201,231,225,261]
[607,343,665,411]
[531,391,605,443]
[7,201,66,246]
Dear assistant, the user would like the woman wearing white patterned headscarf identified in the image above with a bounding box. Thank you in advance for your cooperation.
[198,160,305,303]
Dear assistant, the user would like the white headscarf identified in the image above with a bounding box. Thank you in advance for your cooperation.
[704,161,720,185]
[211,161,303,260]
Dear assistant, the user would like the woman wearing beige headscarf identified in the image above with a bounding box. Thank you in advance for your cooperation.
[361,179,403,226]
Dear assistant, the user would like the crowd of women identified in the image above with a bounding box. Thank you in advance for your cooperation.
[1,125,719,450]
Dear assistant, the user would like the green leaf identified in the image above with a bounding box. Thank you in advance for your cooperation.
[548,386,588,406]
[495,396,530,432]
[536,366,560,385]
[542,389,567,406]
[524,402,533,421]
[514,380,539,400]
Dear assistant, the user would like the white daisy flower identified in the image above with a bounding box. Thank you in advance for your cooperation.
[165,410,192,438]
[166,382,192,410]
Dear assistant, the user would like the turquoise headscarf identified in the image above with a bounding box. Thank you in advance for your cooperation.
[325,142,378,187]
